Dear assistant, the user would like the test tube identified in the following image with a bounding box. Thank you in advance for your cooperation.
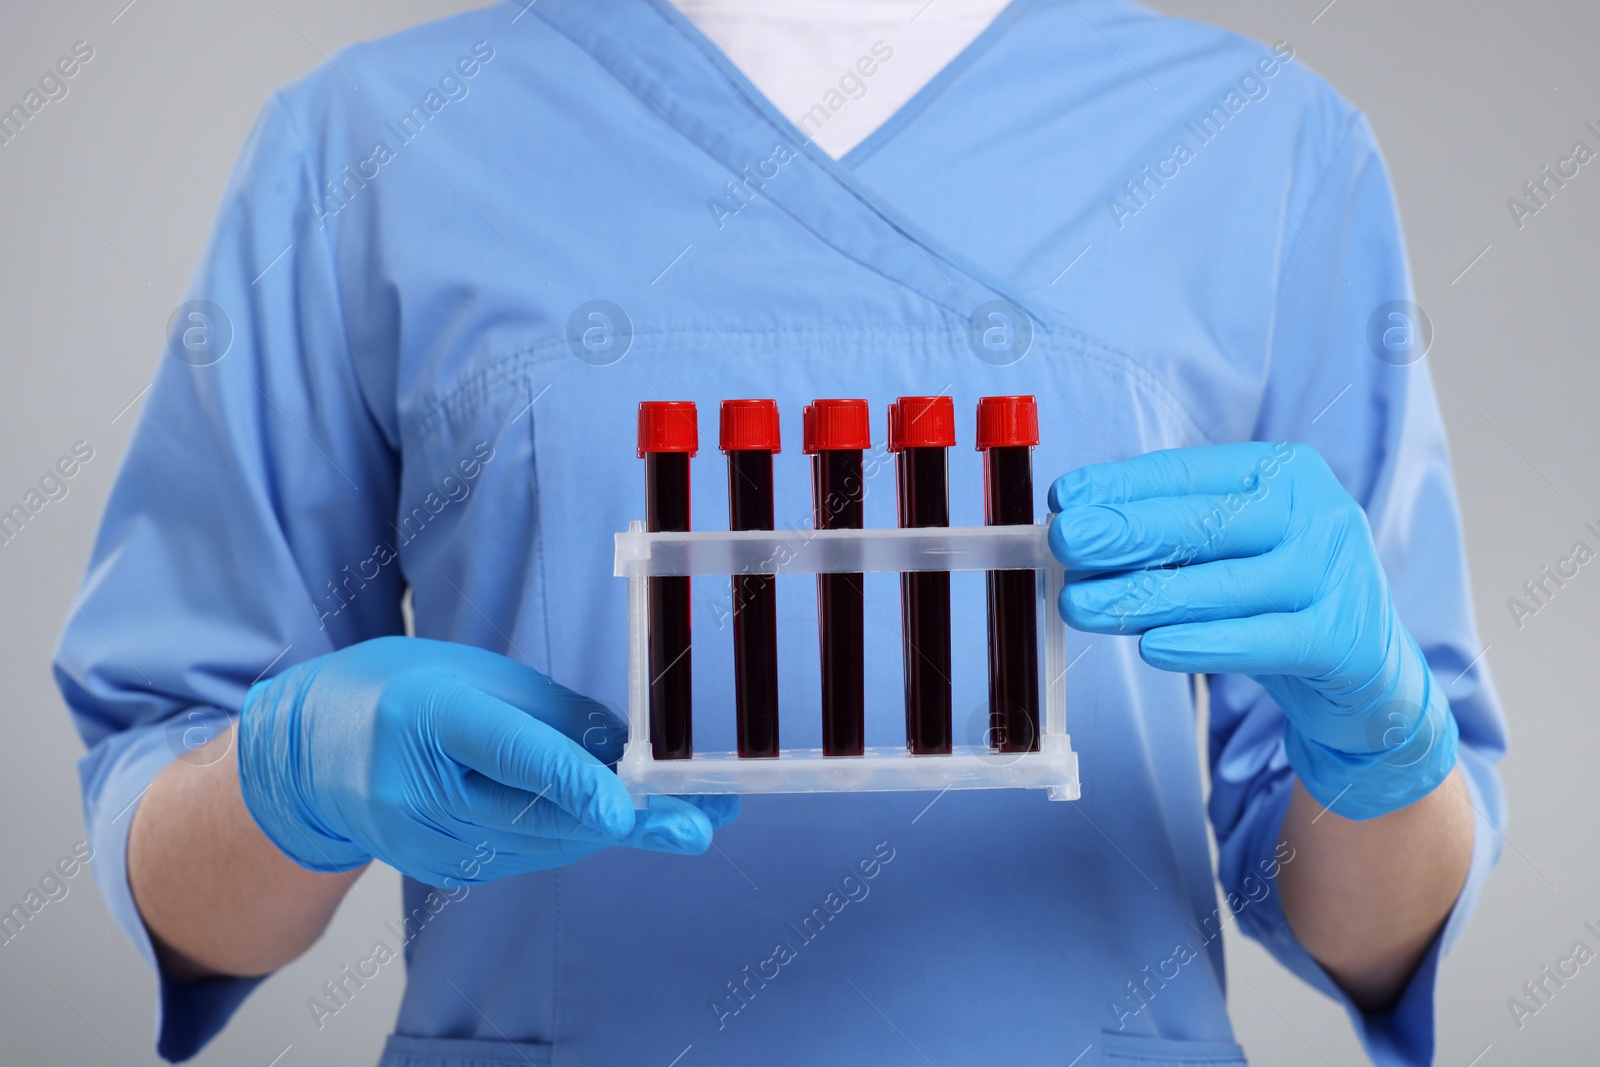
[888,396,955,755]
[976,396,1041,753]
[803,399,871,757]
[638,401,697,760]
[720,400,781,759]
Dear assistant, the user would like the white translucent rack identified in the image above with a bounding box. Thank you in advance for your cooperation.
[614,522,1080,804]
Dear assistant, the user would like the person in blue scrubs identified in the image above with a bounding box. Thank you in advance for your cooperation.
[55,2,1506,1064]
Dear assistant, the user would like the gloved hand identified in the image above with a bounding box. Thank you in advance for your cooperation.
[1048,442,1458,820]
[238,636,737,884]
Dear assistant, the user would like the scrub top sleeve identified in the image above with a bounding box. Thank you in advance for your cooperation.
[51,91,402,1063]
[1207,112,1509,1067]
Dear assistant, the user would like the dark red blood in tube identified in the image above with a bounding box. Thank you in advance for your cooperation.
[639,402,697,760]
[721,400,782,759]
[977,396,1041,753]
[888,396,955,755]
[804,400,871,757]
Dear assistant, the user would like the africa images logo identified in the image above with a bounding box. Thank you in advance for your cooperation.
[566,300,634,366]
[966,299,1035,366]
[167,300,233,367]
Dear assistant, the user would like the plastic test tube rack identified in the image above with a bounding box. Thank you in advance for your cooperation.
[613,522,1081,804]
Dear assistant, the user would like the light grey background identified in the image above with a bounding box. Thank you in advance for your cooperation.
[0,1,1590,1064]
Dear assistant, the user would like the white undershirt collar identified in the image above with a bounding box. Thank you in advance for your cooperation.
[671,0,1014,158]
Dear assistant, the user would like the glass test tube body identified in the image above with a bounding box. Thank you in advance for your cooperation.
[647,452,693,759]
[728,450,780,758]
[812,450,866,756]
[984,446,1041,752]
[897,446,953,755]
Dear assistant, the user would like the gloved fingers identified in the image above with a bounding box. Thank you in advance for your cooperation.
[453,774,627,840]
[425,640,627,763]
[1049,443,1294,510]
[490,806,708,859]
[449,776,715,855]
[434,683,635,838]
[525,688,627,765]
[625,795,718,854]
[489,792,714,855]
[1049,492,1289,572]
[1060,555,1313,634]
[1137,612,1345,677]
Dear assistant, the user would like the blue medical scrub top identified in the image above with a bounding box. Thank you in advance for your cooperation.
[55,2,1508,1064]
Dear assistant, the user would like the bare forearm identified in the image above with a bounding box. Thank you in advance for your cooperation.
[1278,766,1473,1010]
[128,725,365,981]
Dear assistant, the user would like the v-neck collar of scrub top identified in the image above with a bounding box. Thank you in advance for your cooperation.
[529,0,1046,326]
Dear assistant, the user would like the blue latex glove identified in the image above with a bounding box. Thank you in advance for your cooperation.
[238,636,737,884]
[1049,442,1458,820]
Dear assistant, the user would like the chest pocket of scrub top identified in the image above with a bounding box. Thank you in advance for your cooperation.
[1100,1031,1248,1065]
[513,321,1208,743]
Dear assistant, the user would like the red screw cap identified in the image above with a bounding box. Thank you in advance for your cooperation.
[719,399,782,453]
[803,399,872,454]
[637,401,699,458]
[887,396,956,453]
[975,395,1040,450]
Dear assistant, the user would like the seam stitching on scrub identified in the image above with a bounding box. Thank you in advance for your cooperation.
[841,0,1037,167]
[402,323,1211,449]
[264,91,392,452]
[1287,109,1365,239]
[644,0,1043,316]
[534,0,1045,324]
[660,0,1048,318]
[418,352,539,443]
[1058,329,1217,448]
[527,372,555,676]
[1249,109,1363,444]
[407,328,949,440]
